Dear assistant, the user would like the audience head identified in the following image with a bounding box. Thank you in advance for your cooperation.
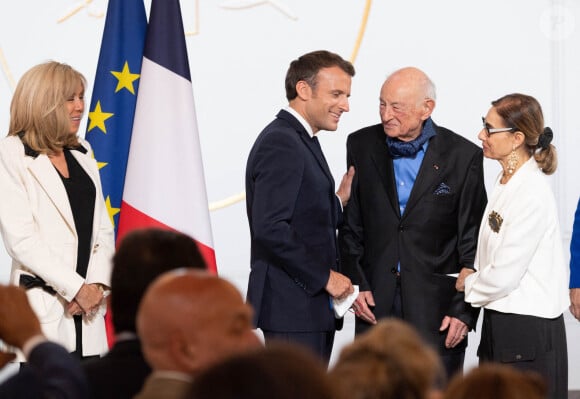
[443,363,547,399]
[186,343,335,399]
[379,67,436,142]
[9,61,86,153]
[136,269,261,377]
[110,228,206,334]
[329,318,445,399]
[489,93,556,174]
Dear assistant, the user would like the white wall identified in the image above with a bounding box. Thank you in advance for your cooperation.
[1,0,579,386]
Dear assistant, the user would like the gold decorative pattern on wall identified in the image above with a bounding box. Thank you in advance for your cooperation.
[57,0,105,23]
[207,0,372,212]
[0,1,372,213]
[185,0,200,36]
[349,0,372,63]
[0,47,15,90]
[58,0,199,35]
[220,0,298,20]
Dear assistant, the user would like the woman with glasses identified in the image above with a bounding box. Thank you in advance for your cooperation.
[456,93,569,399]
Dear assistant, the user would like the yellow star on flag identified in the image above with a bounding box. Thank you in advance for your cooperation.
[97,161,108,170]
[88,101,114,133]
[105,195,120,227]
[111,61,140,94]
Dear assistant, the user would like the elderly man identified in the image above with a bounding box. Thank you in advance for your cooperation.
[134,270,261,399]
[339,67,486,378]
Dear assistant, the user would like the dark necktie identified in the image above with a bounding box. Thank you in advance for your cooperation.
[312,135,323,154]
[311,135,331,174]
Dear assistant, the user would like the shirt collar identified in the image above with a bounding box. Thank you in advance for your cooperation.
[284,106,314,138]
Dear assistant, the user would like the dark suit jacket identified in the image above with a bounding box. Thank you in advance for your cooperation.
[0,341,88,399]
[245,109,342,332]
[82,338,151,399]
[339,122,486,353]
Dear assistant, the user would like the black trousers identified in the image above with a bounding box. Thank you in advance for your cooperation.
[262,330,335,367]
[391,280,465,381]
[478,309,568,399]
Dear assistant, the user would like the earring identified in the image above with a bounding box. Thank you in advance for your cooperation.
[507,147,519,175]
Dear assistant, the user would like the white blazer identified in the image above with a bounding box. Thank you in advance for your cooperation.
[0,135,114,358]
[465,157,569,318]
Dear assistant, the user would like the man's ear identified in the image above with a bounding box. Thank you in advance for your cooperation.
[295,80,312,101]
[169,331,200,373]
[421,98,435,120]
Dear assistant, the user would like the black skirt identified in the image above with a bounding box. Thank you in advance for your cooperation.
[478,308,567,399]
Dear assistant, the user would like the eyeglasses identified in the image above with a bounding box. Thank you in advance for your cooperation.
[482,117,515,137]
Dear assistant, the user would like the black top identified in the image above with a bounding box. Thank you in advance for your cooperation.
[57,149,96,278]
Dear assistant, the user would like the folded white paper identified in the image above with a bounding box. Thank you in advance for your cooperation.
[332,285,359,318]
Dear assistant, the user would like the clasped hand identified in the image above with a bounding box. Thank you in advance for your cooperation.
[67,283,105,318]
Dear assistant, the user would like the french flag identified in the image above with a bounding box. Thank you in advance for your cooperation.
[117,0,217,272]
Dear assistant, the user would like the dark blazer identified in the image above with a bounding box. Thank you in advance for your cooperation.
[82,338,151,399]
[339,122,486,353]
[245,109,342,332]
[0,341,88,399]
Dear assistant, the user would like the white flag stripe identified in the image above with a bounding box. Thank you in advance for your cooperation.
[123,57,213,247]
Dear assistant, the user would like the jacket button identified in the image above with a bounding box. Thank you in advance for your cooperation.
[515,354,522,360]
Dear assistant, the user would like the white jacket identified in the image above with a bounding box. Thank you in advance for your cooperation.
[465,157,569,318]
[0,135,114,358]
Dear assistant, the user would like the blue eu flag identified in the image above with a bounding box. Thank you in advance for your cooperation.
[85,0,147,237]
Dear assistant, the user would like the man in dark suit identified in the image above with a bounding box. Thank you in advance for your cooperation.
[246,50,356,365]
[82,228,206,399]
[339,67,486,378]
[0,285,88,398]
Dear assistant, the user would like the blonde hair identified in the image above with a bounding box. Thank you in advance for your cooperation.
[8,61,85,154]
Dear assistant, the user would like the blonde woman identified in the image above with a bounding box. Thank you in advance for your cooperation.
[0,61,114,360]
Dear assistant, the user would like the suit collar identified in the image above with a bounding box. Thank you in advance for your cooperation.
[369,122,448,218]
[20,135,96,235]
[277,109,335,186]
[282,106,314,137]
[277,109,308,134]
[28,156,76,232]
[403,123,446,216]
[368,125,400,217]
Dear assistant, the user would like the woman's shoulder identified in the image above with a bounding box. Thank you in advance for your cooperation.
[0,135,26,156]
[0,134,23,147]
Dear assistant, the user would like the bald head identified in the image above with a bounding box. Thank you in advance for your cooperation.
[379,66,436,141]
[384,67,436,101]
[137,270,261,376]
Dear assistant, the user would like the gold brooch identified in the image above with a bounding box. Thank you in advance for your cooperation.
[488,211,503,233]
